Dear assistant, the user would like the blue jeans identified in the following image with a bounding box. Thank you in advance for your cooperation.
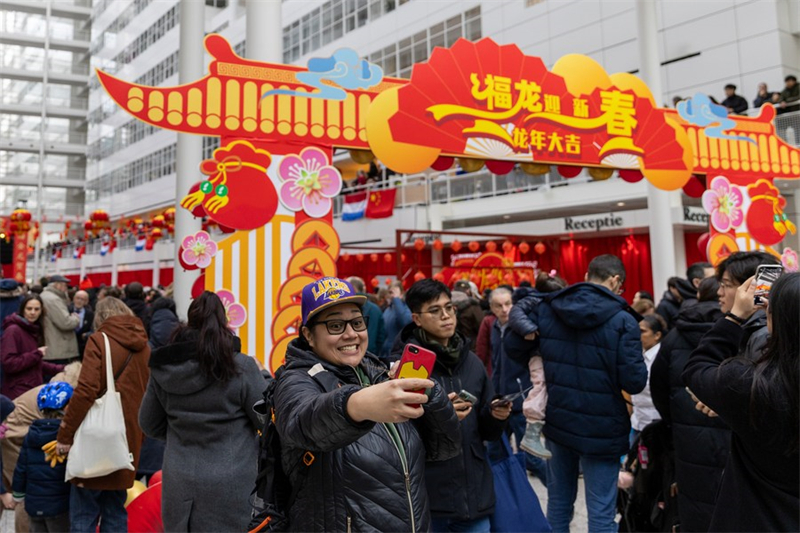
[487,412,548,485]
[70,486,128,533]
[431,516,491,532]
[546,439,619,533]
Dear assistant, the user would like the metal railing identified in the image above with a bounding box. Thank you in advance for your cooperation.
[774,110,800,146]
[332,166,592,218]
[0,129,88,145]
[0,92,89,109]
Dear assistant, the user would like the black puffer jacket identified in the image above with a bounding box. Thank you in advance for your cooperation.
[274,342,461,532]
[392,325,506,521]
[650,301,728,533]
[655,278,696,329]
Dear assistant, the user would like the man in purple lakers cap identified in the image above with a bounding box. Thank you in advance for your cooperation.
[271,277,462,532]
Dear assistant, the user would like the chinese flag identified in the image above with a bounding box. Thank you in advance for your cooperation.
[366,188,397,219]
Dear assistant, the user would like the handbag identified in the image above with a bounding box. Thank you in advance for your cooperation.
[65,332,134,480]
[489,434,552,533]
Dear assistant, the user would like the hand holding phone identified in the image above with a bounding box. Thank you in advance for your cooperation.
[754,264,783,305]
[395,344,437,408]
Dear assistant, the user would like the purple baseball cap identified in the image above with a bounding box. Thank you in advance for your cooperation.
[301,277,367,325]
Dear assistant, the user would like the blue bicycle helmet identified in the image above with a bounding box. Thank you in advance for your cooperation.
[37,382,73,411]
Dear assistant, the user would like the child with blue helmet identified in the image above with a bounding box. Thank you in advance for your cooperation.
[12,381,73,532]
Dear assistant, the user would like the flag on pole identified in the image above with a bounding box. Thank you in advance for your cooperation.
[342,191,368,221]
[135,236,146,251]
[366,188,397,219]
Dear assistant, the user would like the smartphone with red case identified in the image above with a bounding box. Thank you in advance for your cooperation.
[395,344,437,408]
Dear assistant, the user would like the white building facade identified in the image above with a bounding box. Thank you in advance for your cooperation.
[48,0,800,283]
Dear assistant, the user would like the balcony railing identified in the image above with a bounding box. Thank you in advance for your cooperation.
[332,166,592,219]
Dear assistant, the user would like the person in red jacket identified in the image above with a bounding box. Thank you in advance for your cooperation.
[1,295,63,400]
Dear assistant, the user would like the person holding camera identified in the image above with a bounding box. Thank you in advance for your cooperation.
[273,277,461,532]
[683,272,799,532]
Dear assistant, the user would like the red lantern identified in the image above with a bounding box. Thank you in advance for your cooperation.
[451,240,462,253]
[151,227,163,240]
[432,238,444,251]
[433,272,445,282]
[502,240,513,253]
[485,241,497,253]
[163,207,176,223]
[534,242,546,255]
[697,232,711,258]
[356,253,365,262]
[370,253,378,263]
[519,241,530,254]
[414,238,425,251]
[151,215,165,228]
[84,220,93,231]
[191,273,206,298]
[384,253,392,263]
[371,277,380,287]
[414,271,426,282]
[468,241,480,252]
[558,165,582,179]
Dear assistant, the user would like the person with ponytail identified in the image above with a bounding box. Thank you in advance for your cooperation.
[683,272,799,532]
[139,291,266,532]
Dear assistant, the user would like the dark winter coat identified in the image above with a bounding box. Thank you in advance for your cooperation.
[11,418,70,518]
[451,292,484,349]
[139,332,264,533]
[275,340,461,532]
[58,316,150,491]
[490,319,530,413]
[721,94,748,114]
[512,283,647,457]
[650,301,728,533]
[683,318,799,532]
[360,297,386,357]
[68,303,94,358]
[1,315,62,400]
[147,308,179,350]
[124,298,150,332]
[0,279,23,336]
[740,309,768,360]
[394,325,505,521]
[382,297,412,360]
[655,279,696,329]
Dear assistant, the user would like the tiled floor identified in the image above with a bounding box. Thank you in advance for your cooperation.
[531,475,590,533]
[0,477,592,533]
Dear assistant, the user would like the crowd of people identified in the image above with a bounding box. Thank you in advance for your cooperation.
[672,75,800,115]
[0,249,797,532]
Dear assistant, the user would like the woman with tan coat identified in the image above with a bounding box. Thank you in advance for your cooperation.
[56,297,150,533]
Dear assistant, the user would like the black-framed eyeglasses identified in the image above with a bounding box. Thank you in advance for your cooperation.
[310,315,369,335]
[417,303,456,317]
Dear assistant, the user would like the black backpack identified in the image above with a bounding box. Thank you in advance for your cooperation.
[247,365,342,532]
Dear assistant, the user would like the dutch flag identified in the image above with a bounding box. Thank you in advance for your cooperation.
[135,237,146,251]
[100,242,110,256]
[342,191,367,221]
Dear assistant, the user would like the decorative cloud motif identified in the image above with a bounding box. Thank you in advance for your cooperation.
[677,93,757,145]
[263,48,383,101]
